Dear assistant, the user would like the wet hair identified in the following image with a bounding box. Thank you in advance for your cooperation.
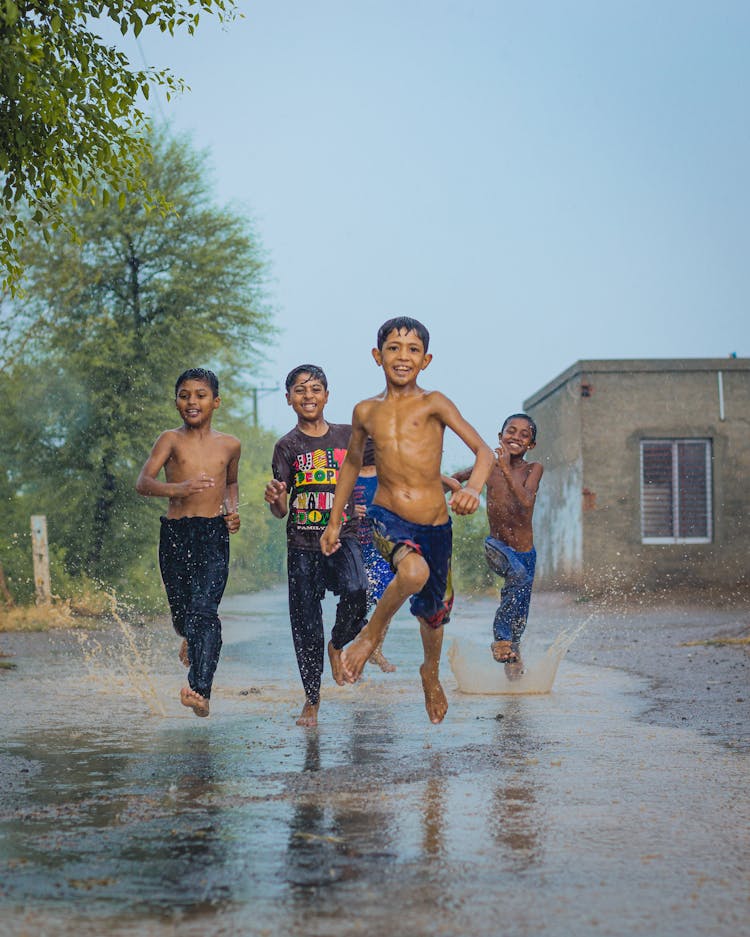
[501,413,538,443]
[376,317,430,352]
[175,368,219,397]
[285,364,328,393]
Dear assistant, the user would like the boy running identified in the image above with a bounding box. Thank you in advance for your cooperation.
[454,413,543,678]
[320,318,494,724]
[265,364,367,727]
[136,368,241,717]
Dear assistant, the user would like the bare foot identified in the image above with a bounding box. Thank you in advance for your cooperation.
[341,627,379,683]
[504,655,524,682]
[328,641,346,685]
[178,639,189,667]
[296,699,319,727]
[419,664,448,724]
[368,647,396,672]
[180,686,209,717]
[491,640,519,664]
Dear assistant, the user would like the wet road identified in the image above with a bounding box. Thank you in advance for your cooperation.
[0,588,748,937]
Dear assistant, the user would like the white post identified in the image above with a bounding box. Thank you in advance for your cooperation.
[30,515,51,606]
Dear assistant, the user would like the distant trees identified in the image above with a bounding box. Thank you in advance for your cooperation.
[0,0,239,291]
[0,129,285,609]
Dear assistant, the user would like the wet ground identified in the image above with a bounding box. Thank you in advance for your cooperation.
[0,588,748,937]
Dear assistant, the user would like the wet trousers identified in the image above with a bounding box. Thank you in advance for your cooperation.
[484,537,536,647]
[287,540,367,706]
[159,516,229,699]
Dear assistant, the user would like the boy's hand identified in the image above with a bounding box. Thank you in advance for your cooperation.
[320,522,342,556]
[223,511,240,534]
[353,503,367,519]
[177,473,215,498]
[448,485,481,516]
[495,443,511,471]
[264,479,286,505]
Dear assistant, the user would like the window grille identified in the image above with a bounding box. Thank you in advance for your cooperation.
[640,439,712,544]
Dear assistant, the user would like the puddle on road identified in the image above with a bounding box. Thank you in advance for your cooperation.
[0,589,748,937]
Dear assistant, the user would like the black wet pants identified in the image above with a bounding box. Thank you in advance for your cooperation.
[287,540,367,706]
[159,515,229,699]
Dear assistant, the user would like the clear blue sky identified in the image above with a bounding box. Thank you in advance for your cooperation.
[112,1,748,467]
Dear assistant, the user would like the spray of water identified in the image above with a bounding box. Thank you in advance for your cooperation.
[448,613,595,695]
[77,590,166,716]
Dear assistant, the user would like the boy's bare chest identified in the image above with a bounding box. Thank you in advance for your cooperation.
[488,464,530,501]
[370,399,440,439]
[169,438,228,477]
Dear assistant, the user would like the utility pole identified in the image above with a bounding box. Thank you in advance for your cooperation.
[249,386,279,427]
[30,515,51,605]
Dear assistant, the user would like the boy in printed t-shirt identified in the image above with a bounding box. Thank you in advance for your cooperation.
[265,364,367,727]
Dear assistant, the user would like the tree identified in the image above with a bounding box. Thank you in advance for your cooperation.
[0,0,238,292]
[1,128,276,602]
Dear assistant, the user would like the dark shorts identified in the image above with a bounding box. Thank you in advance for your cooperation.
[369,504,453,628]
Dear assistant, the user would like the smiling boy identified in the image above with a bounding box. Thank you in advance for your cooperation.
[320,318,494,724]
[136,368,241,717]
[265,364,367,727]
[454,413,543,677]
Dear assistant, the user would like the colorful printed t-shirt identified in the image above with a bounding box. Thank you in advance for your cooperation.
[271,423,357,551]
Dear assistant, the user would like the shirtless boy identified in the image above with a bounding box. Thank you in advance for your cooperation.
[320,318,494,724]
[454,413,543,678]
[136,368,241,717]
[265,364,367,727]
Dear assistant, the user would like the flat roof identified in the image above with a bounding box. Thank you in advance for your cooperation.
[524,358,750,409]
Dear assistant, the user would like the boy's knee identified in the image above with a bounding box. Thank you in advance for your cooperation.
[395,550,430,593]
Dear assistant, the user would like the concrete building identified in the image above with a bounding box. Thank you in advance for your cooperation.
[523,358,750,594]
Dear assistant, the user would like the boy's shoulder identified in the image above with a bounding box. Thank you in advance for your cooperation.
[211,428,241,448]
[276,423,352,445]
[154,426,186,444]
[357,386,449,411]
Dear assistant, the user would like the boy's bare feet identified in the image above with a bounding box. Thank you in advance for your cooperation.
[179,639,189,667]
[328,641,346,685]
[341,626,379,683]
[419,664,448,724]
[180,686,209,717]
[296,699,319,727]
[368,646,396,672]
[491,640,519,664]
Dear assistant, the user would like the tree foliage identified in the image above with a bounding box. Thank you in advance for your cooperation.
[0,129,284,608]
[0,0,238,292]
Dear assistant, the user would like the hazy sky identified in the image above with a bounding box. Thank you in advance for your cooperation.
[112,1,748,467]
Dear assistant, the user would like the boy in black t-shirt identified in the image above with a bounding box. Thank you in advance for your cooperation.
[264,364,367,726]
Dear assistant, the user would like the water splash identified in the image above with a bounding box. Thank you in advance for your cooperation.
[77,592,166,716]
[448,614,594,695]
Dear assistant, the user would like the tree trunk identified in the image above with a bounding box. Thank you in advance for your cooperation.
[88,453,117,573]
[0,559,15,608]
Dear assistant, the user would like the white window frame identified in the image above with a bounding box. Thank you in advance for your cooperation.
[640,439,712,545]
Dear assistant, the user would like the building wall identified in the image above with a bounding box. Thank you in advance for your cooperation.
[525,359,750,593]
[523,369,584,587]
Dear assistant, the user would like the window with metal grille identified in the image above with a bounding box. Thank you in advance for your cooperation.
[640,439,712,543]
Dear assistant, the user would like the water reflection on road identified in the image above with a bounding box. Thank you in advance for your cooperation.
[0,588,747,937]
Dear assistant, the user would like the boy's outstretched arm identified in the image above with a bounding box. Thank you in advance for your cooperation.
[320,412,367,556]
[136,432,216,499]
[435,395,494,515]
